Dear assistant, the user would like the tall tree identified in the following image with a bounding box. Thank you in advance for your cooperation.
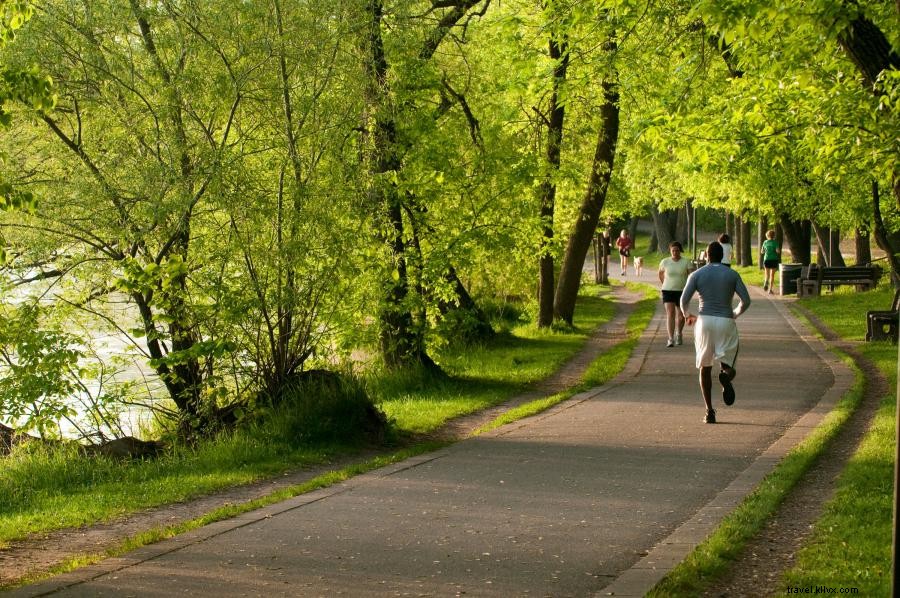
[358,0,491,365]
[535,9,569,328]
[554,55,619,325]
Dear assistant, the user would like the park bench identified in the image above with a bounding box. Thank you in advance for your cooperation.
[797,264,880,298]
[866,287,900,343]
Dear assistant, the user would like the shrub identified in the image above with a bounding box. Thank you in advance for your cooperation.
[265,370,391,446]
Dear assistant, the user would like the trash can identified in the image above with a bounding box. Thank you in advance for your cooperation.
[780,263,803,295]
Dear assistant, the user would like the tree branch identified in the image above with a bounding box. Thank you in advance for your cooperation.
[419,0,489,61]
[441,78,483,147]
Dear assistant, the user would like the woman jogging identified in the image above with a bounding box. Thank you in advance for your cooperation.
[616,229,633,276]
[658,241,691,347]
[760,230,780,294]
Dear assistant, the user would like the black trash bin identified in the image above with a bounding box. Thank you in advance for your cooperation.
[780,263,803,295]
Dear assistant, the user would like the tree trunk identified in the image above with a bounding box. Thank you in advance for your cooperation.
[855,226,872,266]
[834,2,900,208]
[554,77,620,325]
[740,217,752,266]
[362,0,434,369]
[779,215,812,265]
[725,212,735,245]
[378,197,434,369]
[836,3,900,91]
[816,235,827,266]
[812,222,846,267]
[436,266,495,341]
[651,205,678,254]
[648,228,658,253]
[600,229,611,285]
[628,216,639,241]
[734,215,743,265]
[872,180,900,280]
[676,206,688,246]
[131,1,208,431]
[536,33,569,328]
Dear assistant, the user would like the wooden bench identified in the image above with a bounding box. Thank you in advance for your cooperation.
[797,265,880,297]
[866,288,900,343]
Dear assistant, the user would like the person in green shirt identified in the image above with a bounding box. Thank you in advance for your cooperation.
[760,230,781,295]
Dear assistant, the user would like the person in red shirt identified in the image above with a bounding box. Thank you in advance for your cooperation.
[615,229,633,276]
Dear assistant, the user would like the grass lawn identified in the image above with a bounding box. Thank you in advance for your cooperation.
[780,285,897,595]
[371,284,616,433]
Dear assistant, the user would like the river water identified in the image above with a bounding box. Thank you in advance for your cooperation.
[4,278,162,440]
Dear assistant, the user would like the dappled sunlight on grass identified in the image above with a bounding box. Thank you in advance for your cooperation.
[781,393,895,594]
[798,284,895,341]
[776,283,896,594]
[371,287,618,433]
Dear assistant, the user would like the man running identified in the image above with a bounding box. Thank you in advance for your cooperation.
[680,241,751,424]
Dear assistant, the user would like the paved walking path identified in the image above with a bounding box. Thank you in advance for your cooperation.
[12,280,852,597]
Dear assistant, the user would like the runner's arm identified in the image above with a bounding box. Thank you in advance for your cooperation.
[680,275,697,324]
[733,277,751,318]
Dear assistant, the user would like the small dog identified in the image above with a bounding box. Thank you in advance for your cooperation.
[633,256,644,276]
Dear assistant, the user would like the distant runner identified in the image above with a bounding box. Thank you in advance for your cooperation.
[615,229,633,276]
[760,229,781,295]
[658,241,690,348]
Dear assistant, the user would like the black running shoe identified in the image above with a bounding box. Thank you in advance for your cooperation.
[704,409,716,424]
[719,370,735,406]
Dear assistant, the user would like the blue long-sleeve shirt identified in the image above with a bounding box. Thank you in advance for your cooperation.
[680,263,751,319]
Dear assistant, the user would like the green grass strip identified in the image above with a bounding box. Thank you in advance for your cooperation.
[781,387,894,595]
[777,293,897,595]
[474,283,658,436]
[2,441,446,590]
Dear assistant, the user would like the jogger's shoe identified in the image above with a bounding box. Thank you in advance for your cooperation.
[719,370,735,406]
[704,409,716,424]
[666,338,674,347]
[674,333,682,346]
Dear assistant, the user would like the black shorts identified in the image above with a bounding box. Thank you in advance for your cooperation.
[764,259,779,269]
[619,249,630,257]
[661,289,683,304]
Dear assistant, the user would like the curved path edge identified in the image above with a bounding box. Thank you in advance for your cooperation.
[594,293,855,598]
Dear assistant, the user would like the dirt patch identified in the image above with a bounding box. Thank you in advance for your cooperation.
[701,305,889,597]
[0,286,642,588]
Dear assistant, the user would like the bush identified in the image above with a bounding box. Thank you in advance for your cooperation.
[264,370,391,446]
[432,307,495,347]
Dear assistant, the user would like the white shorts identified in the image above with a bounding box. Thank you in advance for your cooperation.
[694,315,739,369]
